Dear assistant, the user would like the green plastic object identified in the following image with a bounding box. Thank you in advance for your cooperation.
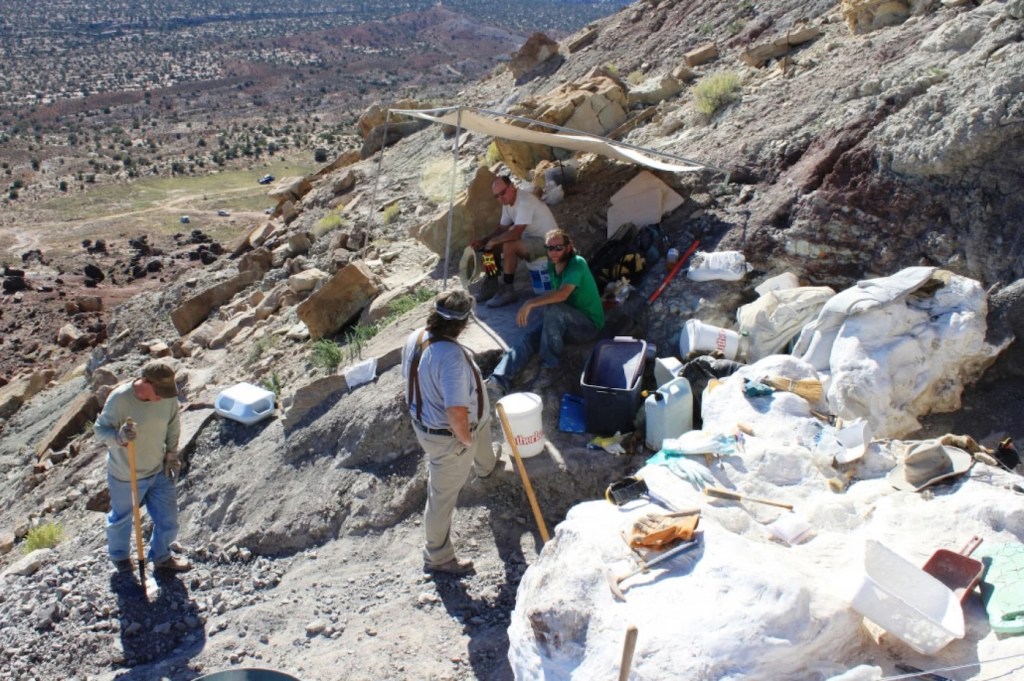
[976,542,1024,635]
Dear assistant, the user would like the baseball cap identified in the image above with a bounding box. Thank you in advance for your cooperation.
[142,360,179,399]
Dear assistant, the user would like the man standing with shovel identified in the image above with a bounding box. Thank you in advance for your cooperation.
[94,360,190,576]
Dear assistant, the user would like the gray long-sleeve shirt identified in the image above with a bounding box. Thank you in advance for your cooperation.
[94,382,180,481]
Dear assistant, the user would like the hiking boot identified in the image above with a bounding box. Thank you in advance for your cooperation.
[154,555,192,573]
[532,367,559,391]
[475,277,501,304]
[112,558,133,574]
[426,557,475,576]
[486,285,518,308]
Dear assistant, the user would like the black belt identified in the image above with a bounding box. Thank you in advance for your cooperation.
[412,420,453,437]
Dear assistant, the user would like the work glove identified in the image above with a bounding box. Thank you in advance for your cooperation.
[164,451,182,481]
[628,511,701,550]
[115,419,137,446]
[666,457,716,490]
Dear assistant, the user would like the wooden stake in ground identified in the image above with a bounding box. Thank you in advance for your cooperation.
[496,403,550,543]
[618,624,639,681]
[126,426,148,598]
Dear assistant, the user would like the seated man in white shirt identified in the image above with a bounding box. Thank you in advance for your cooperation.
[471,174,558,308]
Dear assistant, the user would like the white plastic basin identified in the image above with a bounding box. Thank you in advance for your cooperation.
[215,382,277,425]
[847,539,964,655]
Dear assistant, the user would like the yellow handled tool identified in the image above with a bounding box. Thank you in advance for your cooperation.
[125,419,148,598]
[496,403,549,543]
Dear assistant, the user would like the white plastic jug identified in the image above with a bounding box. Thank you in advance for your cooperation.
[526,258,552,295]
[653,356,683,388]
[497,392,545,458]
[644,377,694,451]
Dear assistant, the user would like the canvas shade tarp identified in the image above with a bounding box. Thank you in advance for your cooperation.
[390,107,710,174]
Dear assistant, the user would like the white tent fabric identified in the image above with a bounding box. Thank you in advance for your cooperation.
[377,105,721,288]
[391,106,709,174]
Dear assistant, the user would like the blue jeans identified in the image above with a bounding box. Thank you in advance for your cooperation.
[490,302,600,387]
[107,471,179,564]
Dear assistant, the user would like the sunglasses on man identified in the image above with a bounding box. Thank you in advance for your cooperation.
[545,244,566,252]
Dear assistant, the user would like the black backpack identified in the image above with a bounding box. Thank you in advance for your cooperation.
[589,223,663,290]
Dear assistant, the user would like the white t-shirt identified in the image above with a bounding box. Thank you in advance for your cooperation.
[500,188,558,239]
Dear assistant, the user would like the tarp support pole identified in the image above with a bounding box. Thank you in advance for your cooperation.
[441,108,463,291]
[366,108,393,234]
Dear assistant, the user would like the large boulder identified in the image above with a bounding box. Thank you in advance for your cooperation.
[171,259,268,336]
[841,0,910,35]
[297,262,381,340]
[495,76,627,178]
[410,167,503,256]
[0,370,55,419]
[509,32,560,80]
[34,391,100,460]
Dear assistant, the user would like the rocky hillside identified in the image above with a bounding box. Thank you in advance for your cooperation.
[1,1,1023,679]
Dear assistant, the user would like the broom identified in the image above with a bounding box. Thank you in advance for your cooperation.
[762,375,823,403]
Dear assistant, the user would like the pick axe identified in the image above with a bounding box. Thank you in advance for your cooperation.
[125,419,148,598]
[607,539,699,601]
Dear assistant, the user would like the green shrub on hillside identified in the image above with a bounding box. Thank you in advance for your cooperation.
[310,339,342,370]
[692,72,743,118]
[314,211,345,238]
[24,522,63,552]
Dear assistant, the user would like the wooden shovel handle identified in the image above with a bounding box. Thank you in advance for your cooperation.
[127,437,148,597]
[618,624,639,681]
[704,487,794,511]
[496,403,550,543]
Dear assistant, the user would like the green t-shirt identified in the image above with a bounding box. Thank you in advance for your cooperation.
[550,254,605,329]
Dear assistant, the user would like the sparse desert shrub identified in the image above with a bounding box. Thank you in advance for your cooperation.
[260,372,283,397]
[314,211,345,238]
[386,288,436,319]
[484,142,502,167]
[627,70,645,86]
[419,157,462,205]
[246,334,279,366]
[692,72,743,119]
[382,203,400,224]
[24,522,63,552]
[310,339,342,370]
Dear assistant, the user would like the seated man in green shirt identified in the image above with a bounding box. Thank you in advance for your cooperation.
[486,229,605,393]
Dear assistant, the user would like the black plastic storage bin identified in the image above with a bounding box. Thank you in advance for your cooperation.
[581,337,647,435]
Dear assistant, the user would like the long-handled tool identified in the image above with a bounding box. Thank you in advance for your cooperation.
[496,403,550,543]
[125,422,148,598]
[647,239,700,305]
[704,486,794,511]
[608,539,699,601]
[618,624,639,681]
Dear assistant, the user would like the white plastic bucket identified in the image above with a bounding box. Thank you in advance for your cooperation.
[526,258,552,295]
[497,392,545,458]
[679,319,740,360]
